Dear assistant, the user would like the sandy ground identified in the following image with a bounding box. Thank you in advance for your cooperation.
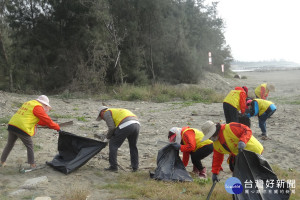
[0,69,300,199]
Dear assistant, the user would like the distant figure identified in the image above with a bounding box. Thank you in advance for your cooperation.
[223,86,248,123]
[96,106,140,172]
[0,95,60,168]
[255,83,275,100]
[201,120,263,182]
[168,126,213,178]
[246,99,277,140]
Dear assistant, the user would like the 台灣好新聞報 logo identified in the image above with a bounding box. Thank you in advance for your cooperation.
[225,177,243,194]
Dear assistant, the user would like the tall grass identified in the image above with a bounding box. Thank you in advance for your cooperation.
[100,172,231,200]
[100,166,300,200]
[61,184,89,200]
[104,83,224,103]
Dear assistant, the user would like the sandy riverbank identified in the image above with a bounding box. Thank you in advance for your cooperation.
[0,69,299,199]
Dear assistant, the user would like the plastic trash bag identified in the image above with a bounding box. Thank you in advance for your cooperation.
[233,150,291,200]
[47,131,107,174]
[150,144,193,182]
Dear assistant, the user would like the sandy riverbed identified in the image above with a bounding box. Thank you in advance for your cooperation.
[0,69,299,199]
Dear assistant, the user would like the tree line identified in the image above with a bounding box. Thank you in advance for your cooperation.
[0,0,232,93]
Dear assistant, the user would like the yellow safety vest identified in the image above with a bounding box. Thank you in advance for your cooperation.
[213,124,263,156]
[254,99,273,116]
[107,108,136,127]
[8,100,42,136]
[255,83,268,98]
[182,128,213,152]
[223,90,242,111]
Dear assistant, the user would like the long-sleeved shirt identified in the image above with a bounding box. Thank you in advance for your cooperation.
[180,128,212,167]
[8,104,60,136]
[235,87,247,114]
[260,86,268,99]
[180,129,197,167]
[33,106,60,130]
[246,99,276,118]
[212,123,252,174]
[103,110,138,139]
[246,101,260,118]
[224,87,247,114]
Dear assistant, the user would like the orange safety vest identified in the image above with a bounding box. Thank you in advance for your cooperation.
[106,108,136,127]
[223,90,242,111]
[213,124,263,156]
[181,128,213,152]
[255,83,268,99]
[8,100,42,136]
[254,99,273,116]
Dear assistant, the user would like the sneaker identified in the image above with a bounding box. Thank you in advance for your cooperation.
[198,167,207,179]
[192,165,200,174]
[261,132,267,136]
[104,166,118,172]
[0,162,6,167]
[30,163,37,169]
[261,136,271,140]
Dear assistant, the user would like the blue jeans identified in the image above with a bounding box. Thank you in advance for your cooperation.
[258,109,276,135]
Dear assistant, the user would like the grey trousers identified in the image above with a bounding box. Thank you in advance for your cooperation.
[1,130,34,164]
[108,123,140,170]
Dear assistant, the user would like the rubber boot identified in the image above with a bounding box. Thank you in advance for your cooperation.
[198,167,207,179]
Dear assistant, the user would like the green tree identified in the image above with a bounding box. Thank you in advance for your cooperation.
[1,0,232,92]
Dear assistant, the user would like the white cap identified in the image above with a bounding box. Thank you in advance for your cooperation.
[36,95,51,108]
[201,121,216,141]
[169,127,182,144]
[96,106,108,121]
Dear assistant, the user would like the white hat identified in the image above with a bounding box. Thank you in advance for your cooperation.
[169,127,182,144]
[96,106,108,121]
[36,95,51,108]
[201,121,216,141]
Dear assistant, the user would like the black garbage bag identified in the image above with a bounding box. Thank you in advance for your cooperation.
[238,114,251,128]
[46,131,107,174]
[233,150,291,200]
[150,144,193,182]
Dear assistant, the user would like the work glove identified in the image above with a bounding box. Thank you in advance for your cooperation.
[212,173,220,182]
[241,113,248,118]
[238,141,246,153]
[245,109,250,115]
[171,143,181,150]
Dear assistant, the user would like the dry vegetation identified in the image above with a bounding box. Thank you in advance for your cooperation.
[1,70,300,199]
